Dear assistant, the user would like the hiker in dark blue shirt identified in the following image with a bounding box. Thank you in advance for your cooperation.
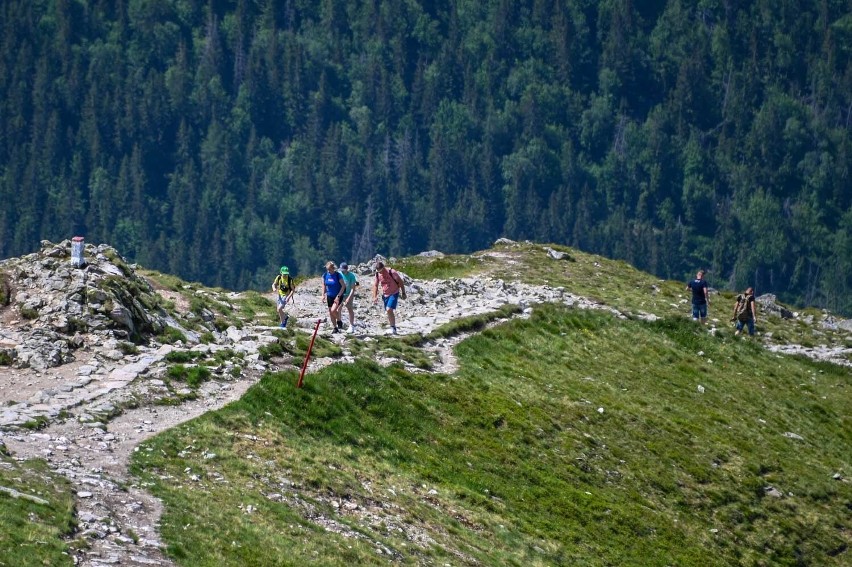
[686,269,710,324]
[322,261,346,333]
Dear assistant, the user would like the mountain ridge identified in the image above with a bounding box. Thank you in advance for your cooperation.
[1,238,850,566]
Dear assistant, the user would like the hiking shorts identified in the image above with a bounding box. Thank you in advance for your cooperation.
[382,293,399,310]
[327,296,341,309]
[692,303,707,319]
[277,295,289,308]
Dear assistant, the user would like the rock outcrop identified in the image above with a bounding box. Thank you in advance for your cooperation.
[0,240,188,370]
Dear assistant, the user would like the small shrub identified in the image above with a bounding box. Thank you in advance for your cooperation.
[199,332,215,344]
[66,317,88,334]
[189,296,209,314]
[259,341,285,361]
[166,364,211,388]
[20,306,39,320]
[117,342,139,355]
[0,350,13,366]
[166,364,189,381]
[185,366,211,388]
[22,415,49,430]
[0,272,11,306]
[154,396,184,406]
[212,348,239,363]
[159,326,187,345]
[229,366,242,378]
[165,350,200,364]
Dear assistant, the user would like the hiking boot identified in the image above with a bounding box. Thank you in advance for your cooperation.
[347,326,355,334]
[391,326,398,335]
[337,320,344,330]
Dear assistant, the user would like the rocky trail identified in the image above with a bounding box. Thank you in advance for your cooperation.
[1,240,849,566]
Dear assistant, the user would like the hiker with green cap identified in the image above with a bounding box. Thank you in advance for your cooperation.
[272,266,295,328]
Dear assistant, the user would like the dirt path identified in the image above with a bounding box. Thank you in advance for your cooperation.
[3,368,264,566]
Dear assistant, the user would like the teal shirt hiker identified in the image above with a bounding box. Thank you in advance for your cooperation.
[340,271,358,298]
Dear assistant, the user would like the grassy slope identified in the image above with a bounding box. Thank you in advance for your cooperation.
[4,242,849,564]
[130,304,851,565]
[0,454,76,566]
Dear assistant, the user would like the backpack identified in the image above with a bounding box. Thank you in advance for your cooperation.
[734,294,751,321]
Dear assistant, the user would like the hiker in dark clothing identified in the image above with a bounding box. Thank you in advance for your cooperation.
[732,287,757,336]
[686,270,710,324]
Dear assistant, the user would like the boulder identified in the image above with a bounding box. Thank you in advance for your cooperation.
[756,294,794,319]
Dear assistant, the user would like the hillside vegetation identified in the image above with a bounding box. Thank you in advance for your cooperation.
[0,241,852,567]
[130,309,850,566]
[121,246,851,566]
[0,0,850,313]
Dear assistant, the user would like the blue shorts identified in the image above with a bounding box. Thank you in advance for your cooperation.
[277,295,289,308]
[382,293,399,310]
[692,303,707,319]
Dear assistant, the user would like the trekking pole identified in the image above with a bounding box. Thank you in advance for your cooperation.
[297,318,322,388]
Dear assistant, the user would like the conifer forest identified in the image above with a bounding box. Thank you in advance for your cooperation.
[1,0,850,313]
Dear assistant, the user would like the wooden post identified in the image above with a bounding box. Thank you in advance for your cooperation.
[297,319,322,388]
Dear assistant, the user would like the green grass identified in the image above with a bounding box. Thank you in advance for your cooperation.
[396,254,485,280]
[0,455,76,566]
[140,270,194,292]
[345,304,524,370]
[165,350,204,364]
[166,364,212,388]
[234,291,277,324]
[159,326,188,345]
[480,241,839,348]
[419,303,523,343]
[130,305,851,566]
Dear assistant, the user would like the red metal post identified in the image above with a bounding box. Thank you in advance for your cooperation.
[297,319,322,388]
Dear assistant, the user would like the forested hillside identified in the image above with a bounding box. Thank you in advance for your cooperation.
[1,0,850,312]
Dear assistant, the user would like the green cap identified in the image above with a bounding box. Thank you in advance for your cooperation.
[280,266,289,275]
